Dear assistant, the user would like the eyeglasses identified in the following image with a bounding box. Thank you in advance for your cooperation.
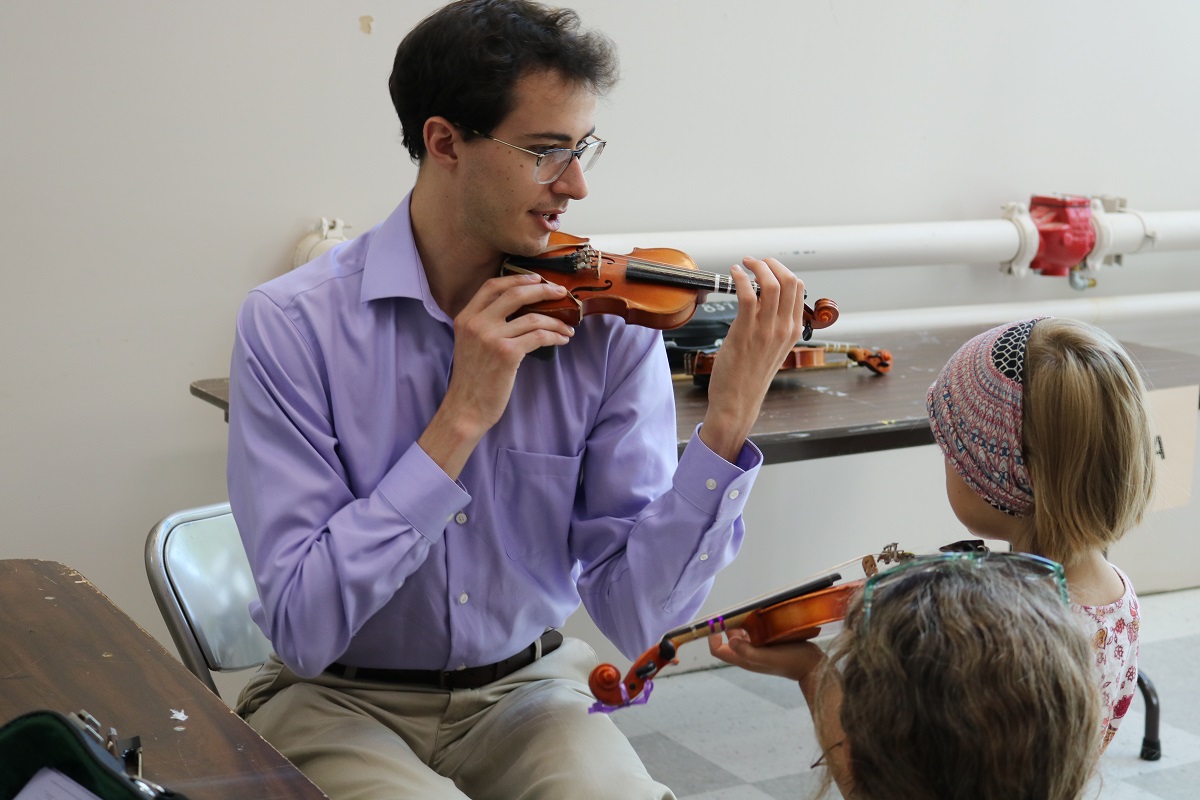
[463,126,606,184]
[860,551,1069,628]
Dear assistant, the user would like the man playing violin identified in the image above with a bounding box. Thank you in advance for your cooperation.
[226,1,806,797]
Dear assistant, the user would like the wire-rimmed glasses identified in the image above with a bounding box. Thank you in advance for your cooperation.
[861,551,1069,629]
[463,126,606,184]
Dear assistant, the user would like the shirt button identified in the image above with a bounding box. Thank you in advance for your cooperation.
[459,593,469,604]
[705,479,717,490]
[456,664,467,671]
[728,489,740,500]
[699,553,709,561]
[455,512,468,524]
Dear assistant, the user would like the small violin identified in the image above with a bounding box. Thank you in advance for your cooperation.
[588,543,915,712]
[503,232,839,341]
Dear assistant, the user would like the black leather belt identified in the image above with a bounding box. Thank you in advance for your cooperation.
[326,630,563,690]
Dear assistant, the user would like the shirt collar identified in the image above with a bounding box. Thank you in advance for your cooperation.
[360,191,430,305]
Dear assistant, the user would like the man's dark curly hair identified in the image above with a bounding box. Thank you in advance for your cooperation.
[389,0,619,162]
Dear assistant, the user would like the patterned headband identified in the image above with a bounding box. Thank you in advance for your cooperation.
[926,318,1048,517]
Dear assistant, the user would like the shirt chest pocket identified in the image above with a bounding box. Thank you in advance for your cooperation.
[493,448,583,562]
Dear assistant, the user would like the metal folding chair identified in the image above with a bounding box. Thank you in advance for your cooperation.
[144,503,271,699]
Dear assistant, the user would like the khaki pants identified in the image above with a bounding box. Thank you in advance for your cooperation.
[236,638,674,800]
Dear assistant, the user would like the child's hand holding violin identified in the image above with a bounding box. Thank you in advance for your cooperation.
[708,629,826,686]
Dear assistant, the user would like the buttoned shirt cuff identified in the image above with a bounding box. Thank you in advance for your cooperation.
[673,424,762,520]
[375,443,471,542]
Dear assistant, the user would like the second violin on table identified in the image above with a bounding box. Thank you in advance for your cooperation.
[503,232,839,341]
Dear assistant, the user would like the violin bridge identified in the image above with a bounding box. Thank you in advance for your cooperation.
[877,542,916,565]
[861,543,916,577]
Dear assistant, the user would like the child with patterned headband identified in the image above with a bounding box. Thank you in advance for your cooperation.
[927,316,1154,750]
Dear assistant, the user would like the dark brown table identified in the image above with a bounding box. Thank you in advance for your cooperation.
[0,559,328,799]
[191,323,1200,464]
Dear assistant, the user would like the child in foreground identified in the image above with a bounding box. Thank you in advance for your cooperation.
[713,553,1102,800]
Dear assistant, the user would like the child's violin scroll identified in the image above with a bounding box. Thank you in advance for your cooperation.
[503,232,839,340]
[588,578,858,712]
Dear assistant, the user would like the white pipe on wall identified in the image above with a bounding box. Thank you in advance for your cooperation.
[592,220,1021,271]
[587,206,1200,273]
[829,290,1200,337]
[1105,211,1200,254]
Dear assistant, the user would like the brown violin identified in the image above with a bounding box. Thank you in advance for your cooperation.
[503,232,839,341]
[588,544,914,712]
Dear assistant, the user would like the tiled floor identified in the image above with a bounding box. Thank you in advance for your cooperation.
[612,587,1200,800]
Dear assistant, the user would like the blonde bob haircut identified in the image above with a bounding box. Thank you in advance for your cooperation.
[821,558,1101,800]
[1021,318,1156,564]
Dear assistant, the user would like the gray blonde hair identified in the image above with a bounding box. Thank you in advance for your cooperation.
[820,558,1101,800]
[1022,318,1156,564]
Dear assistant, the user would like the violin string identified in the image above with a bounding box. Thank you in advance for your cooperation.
[664,554,877,642]
[628,259,742,292]
[636,262,761,295]
[593,249,760,294]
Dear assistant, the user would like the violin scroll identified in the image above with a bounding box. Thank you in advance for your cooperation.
[846,347,892,375]
[587,662,624,702]
[804,298,840,340]
[589,640,678,711]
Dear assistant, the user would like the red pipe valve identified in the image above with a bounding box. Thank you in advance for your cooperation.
[1028,194,1096,277]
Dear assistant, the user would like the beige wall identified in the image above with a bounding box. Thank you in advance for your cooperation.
[3,1,1199,683]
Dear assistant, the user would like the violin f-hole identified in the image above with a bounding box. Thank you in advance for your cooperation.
[571,281,614,295]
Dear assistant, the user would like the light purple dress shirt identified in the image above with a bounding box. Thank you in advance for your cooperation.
[227,194,762,679]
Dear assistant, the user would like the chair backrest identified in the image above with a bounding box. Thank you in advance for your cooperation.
[145,502,272,696]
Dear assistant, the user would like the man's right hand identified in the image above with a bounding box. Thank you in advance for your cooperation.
[418,273,575,479]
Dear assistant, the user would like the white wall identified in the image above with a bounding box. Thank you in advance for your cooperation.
[3,1,1198,689]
